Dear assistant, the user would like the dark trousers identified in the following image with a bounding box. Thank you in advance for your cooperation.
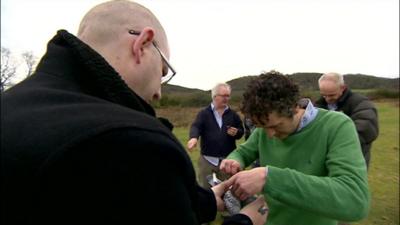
[197,155,229,188]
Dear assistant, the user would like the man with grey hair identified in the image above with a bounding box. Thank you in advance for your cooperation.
[315,72,379,168]
[188,83,244,189]
[1,1,266,224]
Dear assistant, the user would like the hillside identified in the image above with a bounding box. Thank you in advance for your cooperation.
[162,84,205,95]
[164,73,399,94]
[158,73,399,107]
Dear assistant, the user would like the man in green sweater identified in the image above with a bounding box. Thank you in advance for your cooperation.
[220,71,370,225]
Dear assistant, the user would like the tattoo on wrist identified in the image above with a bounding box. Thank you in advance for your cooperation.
[258,205,269,215]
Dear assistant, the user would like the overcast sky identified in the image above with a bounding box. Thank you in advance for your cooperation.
[1,0,399,90]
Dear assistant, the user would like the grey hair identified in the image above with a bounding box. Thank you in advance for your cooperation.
[211,83,231,99]
[318,72,345,87]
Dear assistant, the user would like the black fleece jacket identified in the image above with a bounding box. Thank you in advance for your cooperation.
[1,30,252,225]
[315,88,379,167]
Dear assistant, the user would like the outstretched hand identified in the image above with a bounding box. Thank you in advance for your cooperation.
[211,180,231,211]
[186,138,198,152]
[211,172,269,225]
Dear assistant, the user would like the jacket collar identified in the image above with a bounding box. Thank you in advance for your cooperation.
[36,30,156,117]
[336,87,352,108]
[207,104,230,113]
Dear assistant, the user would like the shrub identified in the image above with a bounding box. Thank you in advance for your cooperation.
[367,89,399,100]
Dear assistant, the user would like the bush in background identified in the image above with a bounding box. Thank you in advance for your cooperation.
[367,89,399,100]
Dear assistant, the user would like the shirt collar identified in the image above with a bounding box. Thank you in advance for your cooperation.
[297,99,319,132]
[327,103,338,111]
[211,103,229,112]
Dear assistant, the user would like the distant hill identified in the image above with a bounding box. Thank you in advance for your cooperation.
[288,73,399,91]
[164,73,399,94]
[342,74,399,90]
[158,73,398,107]
[162,84,206,95]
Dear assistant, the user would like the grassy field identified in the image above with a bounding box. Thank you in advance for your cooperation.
[161,100,399,225]
[355,101,399,225]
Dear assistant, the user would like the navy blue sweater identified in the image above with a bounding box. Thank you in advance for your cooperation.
[189,105,244,157]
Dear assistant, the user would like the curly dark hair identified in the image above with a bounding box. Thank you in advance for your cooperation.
[240,71,300,124]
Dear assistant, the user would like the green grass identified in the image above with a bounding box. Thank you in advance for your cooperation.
[168,100,399,225]
[353,101,399,225]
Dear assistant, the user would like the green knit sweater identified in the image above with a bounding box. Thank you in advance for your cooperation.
[227,109,370,225]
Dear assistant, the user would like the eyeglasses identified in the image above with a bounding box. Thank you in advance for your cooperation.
[217,94,231,98]
[128,30,176,84]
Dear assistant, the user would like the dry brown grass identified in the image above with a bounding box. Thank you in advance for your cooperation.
[156,104,244,128]
[156,107,202,128]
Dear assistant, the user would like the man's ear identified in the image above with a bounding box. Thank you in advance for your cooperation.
[132,27,155,64]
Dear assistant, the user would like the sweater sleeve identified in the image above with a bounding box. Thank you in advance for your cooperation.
[196,185,217,223]
[227,128,262,168]
[222,214,253,225]
[264,120,370,221]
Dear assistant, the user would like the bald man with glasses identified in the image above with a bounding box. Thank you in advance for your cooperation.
[315,72,379,168]
[1,1,266,225]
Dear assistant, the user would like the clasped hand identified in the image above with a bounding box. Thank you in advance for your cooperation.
[227,126,238,136]
[219,159,267,200]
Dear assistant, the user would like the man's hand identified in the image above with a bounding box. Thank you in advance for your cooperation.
[211,180,231,211]
[228,167,267,201]
[187,138,198,152]
[219,159,242,175]
[239,196,268,225]
[227,126,238,136]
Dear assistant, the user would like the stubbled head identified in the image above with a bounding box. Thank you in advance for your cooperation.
[318,72,346,104]
[77,0,170,103]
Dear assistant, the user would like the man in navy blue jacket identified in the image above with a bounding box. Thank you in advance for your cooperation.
[188,83,244,188]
